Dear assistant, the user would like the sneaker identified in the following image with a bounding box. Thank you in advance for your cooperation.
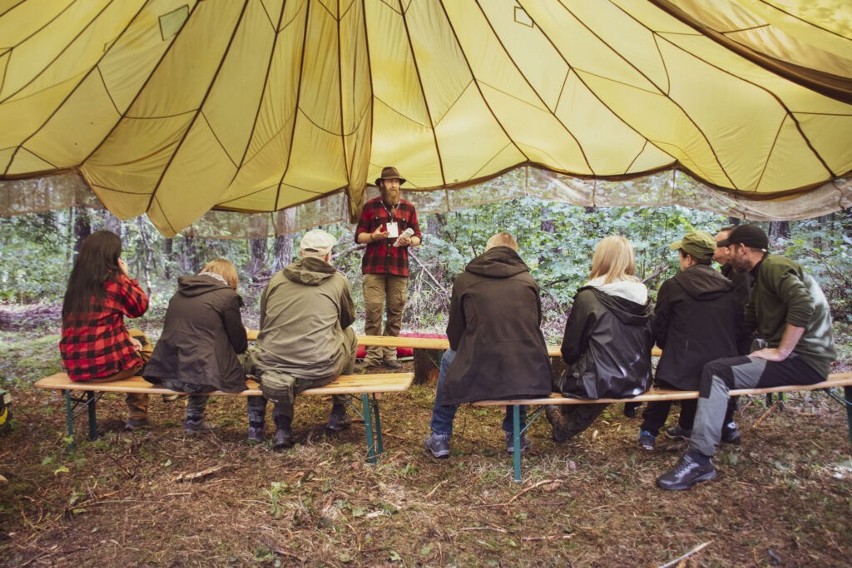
[383,359,403,370]
[162,393,180,402]
[544,405,570,443]
[656,454,717,491]
[505,431,531,454]
[247,426,265,445]
[721,421,741,444]
[125,417,150,431]
[639,430,656,452]
[184,418,213,434]
[272,428,294,450]
[326,406,352,432]
[664,425,692,441]
[424,432,451,459]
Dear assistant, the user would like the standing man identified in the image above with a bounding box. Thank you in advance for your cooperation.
[657,225,836,490]
[355,166,422,369]
[248,229,358,450]
[424,233,552,458]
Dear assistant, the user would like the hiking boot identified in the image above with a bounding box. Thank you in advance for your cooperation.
[664,425,692,441]
[623,402,641,418]
[247,425,265,445]
[125,416,150,431]
[424,432,451,459]
[326,406,351,432]
[656,454,717,491]
[544,405,570,443]
[383,359,403,370]
[184,418,213,434]
[356,360,380,372]
[272,428,294,451]
[505,431,531,454]
[721,421,742,444]
[639,430,656,452]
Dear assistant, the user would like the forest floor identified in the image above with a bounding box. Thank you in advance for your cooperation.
[0,304,850,567]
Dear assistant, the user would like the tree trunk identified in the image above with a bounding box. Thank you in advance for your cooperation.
[163,238,174,280]
[273,235,292,272]
[768,220,790,246]
[73,207,91,254]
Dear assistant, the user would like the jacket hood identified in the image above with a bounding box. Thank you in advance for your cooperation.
[178,274,232,297]
[581,284,652,325]
[586,276,648,305]
[674,264,734,299]
[465,246,530,279]
[282,257,336,286]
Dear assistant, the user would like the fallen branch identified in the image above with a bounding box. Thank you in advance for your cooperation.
[658,541,712,568]
[425,479,448,499]
[751,401,781,430]
[173,464,230,483]
[474,479,562,509]
[521,534,574,542]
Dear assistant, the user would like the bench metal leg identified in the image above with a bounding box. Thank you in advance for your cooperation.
[512,405,522,483]
[86,391,98,441]
[64,390,75,449]
[371,395,384,455]
[360,394,378,464]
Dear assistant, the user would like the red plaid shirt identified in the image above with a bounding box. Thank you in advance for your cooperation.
[60,274,149,381]
[355,197,421,277]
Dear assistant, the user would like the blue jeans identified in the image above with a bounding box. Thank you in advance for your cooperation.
[429,349,526,436]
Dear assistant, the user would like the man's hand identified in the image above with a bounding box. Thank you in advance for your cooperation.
[396,234,412,247]
[750,347,787,362]
[129,337,143,351]
[371,228,389,242]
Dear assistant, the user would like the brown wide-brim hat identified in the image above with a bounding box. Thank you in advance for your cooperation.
[375,166,406,186]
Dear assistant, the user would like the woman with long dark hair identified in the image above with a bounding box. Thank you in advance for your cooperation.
[60,230,151,429]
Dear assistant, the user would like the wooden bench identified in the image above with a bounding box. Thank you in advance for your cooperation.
[473,372,852,482]
[247,332,662,361]
[35,372,413,463]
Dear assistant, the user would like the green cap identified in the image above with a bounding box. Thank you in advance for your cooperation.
[669,230,716,260]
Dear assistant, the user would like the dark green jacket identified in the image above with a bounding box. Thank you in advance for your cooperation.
[746,254,835,377]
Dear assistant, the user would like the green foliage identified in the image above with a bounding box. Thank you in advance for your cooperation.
[1,203,849,333]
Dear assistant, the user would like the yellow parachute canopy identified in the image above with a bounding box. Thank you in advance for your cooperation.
[1,0,850,235]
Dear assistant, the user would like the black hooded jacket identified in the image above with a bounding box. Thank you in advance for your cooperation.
[441,246,552,406]
[558,284,653,399]
[653,264,742,390]
[144,275,248,392]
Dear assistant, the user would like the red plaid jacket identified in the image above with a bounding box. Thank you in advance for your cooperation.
[355,197,421,277]
[60,274,149,381]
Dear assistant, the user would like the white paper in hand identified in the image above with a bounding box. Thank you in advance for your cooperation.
[393,227,414,247]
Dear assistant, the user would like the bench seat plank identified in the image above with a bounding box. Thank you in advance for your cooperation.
[35,372,413,396]
[246,333,663,359]
[472,372,852,406]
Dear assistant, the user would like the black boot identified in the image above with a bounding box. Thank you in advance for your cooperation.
[272,414,294,451]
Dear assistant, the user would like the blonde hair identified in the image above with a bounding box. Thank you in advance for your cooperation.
[589,236,637,284]
[485,232,518,251]
[201,258,239,290]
